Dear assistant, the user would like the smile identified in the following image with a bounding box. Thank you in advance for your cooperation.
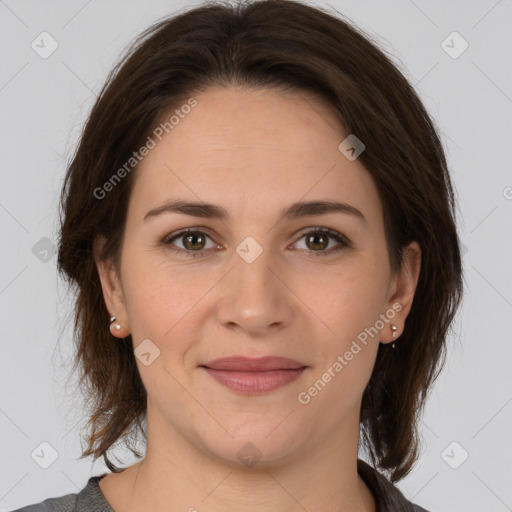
[199,356,308,395]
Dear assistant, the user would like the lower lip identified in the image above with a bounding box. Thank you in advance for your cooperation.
[201,367,307,394]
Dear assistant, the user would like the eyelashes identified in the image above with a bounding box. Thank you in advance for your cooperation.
[161,226,352,259]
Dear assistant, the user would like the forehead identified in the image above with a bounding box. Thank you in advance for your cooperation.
[130,86,382,225]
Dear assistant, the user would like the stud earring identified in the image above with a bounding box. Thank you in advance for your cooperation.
[110,315,122,332]
[391,324,398,349]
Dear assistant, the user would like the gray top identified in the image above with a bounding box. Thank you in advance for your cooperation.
[10,459,430,511]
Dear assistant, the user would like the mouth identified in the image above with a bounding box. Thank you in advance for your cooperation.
[199,356,308,395]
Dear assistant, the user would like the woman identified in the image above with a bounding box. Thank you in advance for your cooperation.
[12,0,463,510]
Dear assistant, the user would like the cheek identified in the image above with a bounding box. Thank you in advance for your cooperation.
[305,256,386,398]
[120,250,225,379]
[318,259,388,337]
[120,250,197,341]
[301,273,382,412]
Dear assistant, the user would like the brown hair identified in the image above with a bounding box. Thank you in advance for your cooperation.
[57,0,463,482]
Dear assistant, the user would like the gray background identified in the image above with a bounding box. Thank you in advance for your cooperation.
[1,0,511,510]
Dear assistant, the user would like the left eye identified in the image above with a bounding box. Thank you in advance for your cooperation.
[163,229,218,256]
[293,228,350,256]
[162,227,350,258]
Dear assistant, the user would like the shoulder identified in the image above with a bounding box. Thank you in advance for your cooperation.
[357,459,431,512]
[8,475,113,512]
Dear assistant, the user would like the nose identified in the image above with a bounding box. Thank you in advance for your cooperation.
[215,243,295,337]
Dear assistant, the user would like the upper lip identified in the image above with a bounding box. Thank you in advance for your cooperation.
[200,356,307,372]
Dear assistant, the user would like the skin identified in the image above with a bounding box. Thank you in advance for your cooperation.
[94,86,421,512]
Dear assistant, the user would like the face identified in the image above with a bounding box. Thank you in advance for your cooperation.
[96,86,420,468]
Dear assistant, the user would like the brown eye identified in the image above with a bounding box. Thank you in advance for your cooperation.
[163,229,217,257]
[180,232,207,251]
[293,228,351,257]
[305,232,329,251]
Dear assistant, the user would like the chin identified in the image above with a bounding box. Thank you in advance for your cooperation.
[200,425,305,470]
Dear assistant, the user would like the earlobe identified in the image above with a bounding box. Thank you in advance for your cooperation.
[381,241,422,345]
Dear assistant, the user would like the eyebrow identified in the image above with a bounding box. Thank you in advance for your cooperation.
[143,199,367,224]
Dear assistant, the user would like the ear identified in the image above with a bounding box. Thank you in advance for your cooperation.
[381,241,421,344]
[93,235,131,338]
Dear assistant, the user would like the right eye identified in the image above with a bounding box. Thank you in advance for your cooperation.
[162,228,220,258]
